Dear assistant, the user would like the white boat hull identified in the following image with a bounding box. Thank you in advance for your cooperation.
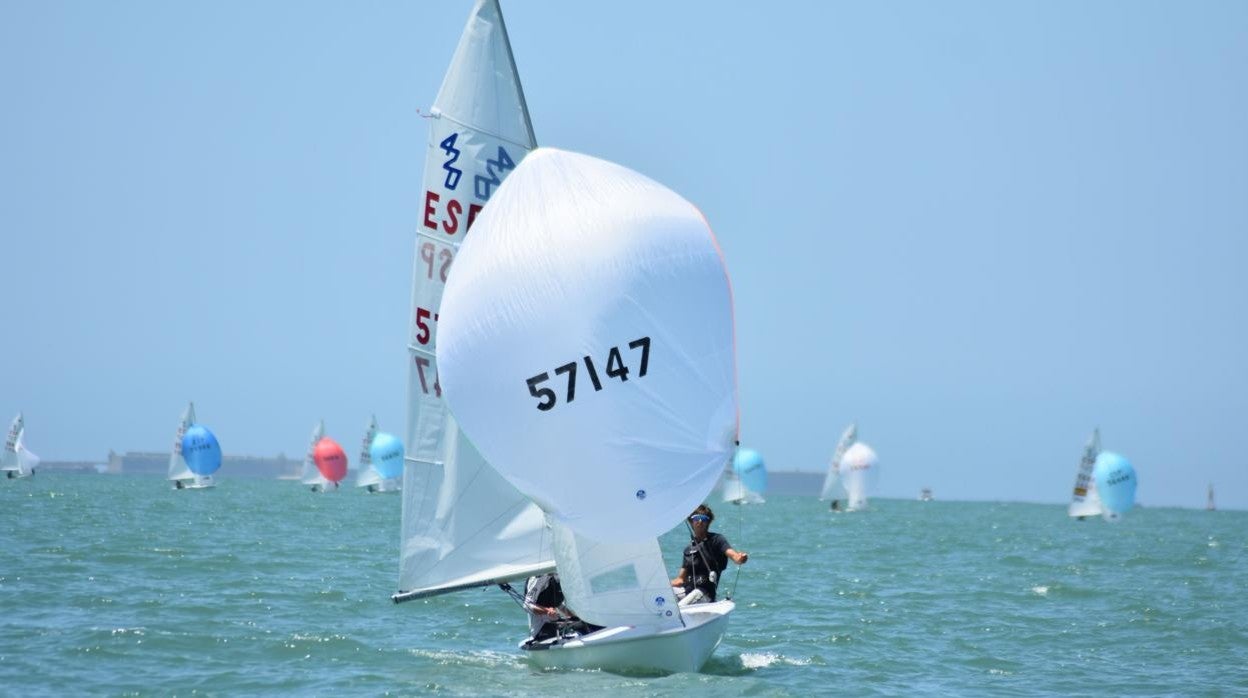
[523,600,732,675]
[172,475,215,490]
[364,477,401,494]
[5,470,32,479]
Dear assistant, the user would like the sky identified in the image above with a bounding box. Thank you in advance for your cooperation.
[2,1,1245,509]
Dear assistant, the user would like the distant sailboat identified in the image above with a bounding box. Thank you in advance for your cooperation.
[167,403,215,489]
[1207,484,1216,511]
[1068,429,1102,519]
[353,415,393,493]
[3,414,38,479]
[313,437,348,489]
[1068,429,1137,521]
[300,420,334,492]
[820,423,857,503]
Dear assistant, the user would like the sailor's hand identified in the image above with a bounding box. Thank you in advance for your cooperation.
[738,552,749,564]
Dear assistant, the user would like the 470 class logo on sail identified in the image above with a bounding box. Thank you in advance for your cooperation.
[422,132,519,236]
[526,337,651,411]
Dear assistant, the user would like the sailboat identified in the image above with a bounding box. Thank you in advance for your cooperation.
[300,420,334,492]
[393,0,555,610]
[1207,484,1216,511]
[820,423,857,504]
[3,413,38,479]
[354,415,396,493]
[1067,428,1102,519]
[167,402,214,489]
[436,144,739,675]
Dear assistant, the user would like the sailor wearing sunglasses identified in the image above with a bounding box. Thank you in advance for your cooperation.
[670,504,749,606]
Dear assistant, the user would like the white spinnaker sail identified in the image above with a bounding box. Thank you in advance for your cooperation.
[820,423,857,500]
[840,441,877,511]
[300,420,328,487]
[1068,428,1102,518]
[355,415,382,489]
[437,148,738,545]
[550,520,681,631]
[1,413,22,473]
[397,0,553,600]
[167,403,195,481]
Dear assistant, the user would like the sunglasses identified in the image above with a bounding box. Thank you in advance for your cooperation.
[688,515,710,523]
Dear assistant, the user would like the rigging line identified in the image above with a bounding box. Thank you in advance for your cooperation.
[498,582,527,609]
[728,499,745,600]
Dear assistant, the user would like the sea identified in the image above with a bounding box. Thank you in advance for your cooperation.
[1,474,1244,696]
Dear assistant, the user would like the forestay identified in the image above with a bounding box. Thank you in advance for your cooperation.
[1068,428,1102,518]
[167,403,195,482]
[397,0,553,600]
[436,148,739,544]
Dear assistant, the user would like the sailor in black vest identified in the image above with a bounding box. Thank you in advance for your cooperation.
[670,504,749,605]
[522,573,571,642]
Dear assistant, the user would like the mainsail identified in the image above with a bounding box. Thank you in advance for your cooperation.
[820,423,857,500]
[355,415,382,489]
[167,403,196,482]
[1,413,23,475]
[1068,428,1101,518]
[396,0,553,601]
[300,420,330,489]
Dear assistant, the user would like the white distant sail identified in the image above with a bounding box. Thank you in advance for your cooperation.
[436,147,738,673]
[300,420,331,491]
[15,433,39,477]
[1068,428,1102,518]
[355,414,383,490]
[4,414,36,479]
[167,403,196,484]
[840,441,877,511]
[721,468,763,505]
[395,0,553,601]
[820,423,857,500]
[1,413,23,476]
[721,469,746,503]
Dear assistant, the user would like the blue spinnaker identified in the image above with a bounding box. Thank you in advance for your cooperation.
[370,432,405,480]
[182,425,222,476]
[1093,451,1137,516]
[733,447,767,494]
